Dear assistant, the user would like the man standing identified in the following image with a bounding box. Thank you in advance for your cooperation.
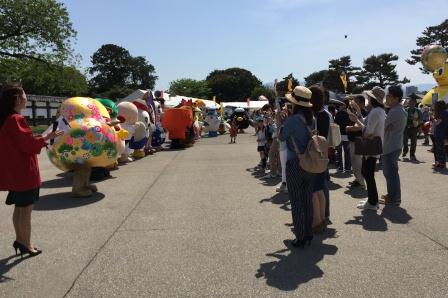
[402,95,422,161]
[380,86,407,206]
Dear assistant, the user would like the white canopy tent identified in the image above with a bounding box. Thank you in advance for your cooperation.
[122,90,270,111]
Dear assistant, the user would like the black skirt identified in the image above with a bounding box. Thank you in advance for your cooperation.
[5,188,40,207]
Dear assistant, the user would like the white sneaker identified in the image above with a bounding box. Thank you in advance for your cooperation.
[357,201,379,210]
[276,183,287,193]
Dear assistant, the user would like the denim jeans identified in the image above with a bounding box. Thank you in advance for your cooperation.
[382,149,401,202]
[336,141,351,171]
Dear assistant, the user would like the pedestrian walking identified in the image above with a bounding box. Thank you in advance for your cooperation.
[403,95,422,161]
[432,101,448,169]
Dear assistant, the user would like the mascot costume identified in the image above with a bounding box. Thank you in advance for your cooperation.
[151,100,166,148]
[45,97,120,197]
[421,45,448,106]
[162,99,194,149]
[117,102,145,162]
[131,99,153,158]
[229,107,250,132]
[203,107,221,137]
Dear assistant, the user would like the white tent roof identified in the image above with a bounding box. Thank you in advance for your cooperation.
[121,90,268,110]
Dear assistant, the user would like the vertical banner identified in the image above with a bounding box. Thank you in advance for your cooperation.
[287,77,293,94]
[340,74,348,93]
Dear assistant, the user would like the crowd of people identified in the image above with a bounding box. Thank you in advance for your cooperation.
[251,85,448,248]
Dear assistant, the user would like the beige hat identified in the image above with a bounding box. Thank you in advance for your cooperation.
[285,86,313,107]
[365,86,385,105]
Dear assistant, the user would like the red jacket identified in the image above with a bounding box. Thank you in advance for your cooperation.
[0,113,47,191]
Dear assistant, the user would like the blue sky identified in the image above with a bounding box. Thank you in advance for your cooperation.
[64,0,447,90]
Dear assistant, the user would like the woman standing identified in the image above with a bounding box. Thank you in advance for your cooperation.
[432,101,448,169]
[351,87,386,211]
[278,86,315,248]
[309,86,329,233]
[0,85,61,257]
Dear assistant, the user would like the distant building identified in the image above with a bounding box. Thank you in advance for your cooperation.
[405,86,418,97]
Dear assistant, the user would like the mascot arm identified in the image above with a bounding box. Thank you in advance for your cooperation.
[7,115,47,154]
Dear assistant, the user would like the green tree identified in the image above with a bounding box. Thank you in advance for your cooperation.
[0,58,88,96]
[357,53,410,90]
[406,19,448,73]
[205,67,262,101]
[88,44,157,97]
[275,73,300,97]
[0,0,76,63]
[168,78,211,99]
[328,56,361,92]
[250,85,275,101]
[304,69,343,92]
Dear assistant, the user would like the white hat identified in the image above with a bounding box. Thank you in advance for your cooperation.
[285,86,313,107]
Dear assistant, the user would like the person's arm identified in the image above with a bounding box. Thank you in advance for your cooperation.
[6,115,48,155]
[384,109,394,131]
[278,119,290,142]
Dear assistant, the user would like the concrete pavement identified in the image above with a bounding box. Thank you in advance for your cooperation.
[0,133,447,297]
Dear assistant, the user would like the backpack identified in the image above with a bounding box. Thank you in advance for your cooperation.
[290,115,329,174]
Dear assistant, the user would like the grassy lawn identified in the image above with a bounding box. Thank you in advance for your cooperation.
[31,125,48,135]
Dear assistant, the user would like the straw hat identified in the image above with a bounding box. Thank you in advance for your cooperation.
[364,86,385,105]
[285,86,313,107]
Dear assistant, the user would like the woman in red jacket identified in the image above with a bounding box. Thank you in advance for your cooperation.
[0,85,61,258]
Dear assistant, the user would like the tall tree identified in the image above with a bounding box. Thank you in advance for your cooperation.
[0,0,77,63]
[0,58,88,96]
[250,85,275,101]
[205,67,262,101]
[406,19,448,73]
[357,53,410,90]
[168,78,211,99]
[304,70,343,92]
[328,56,361,92]
[88,44,157,98]
[275,73,300,97]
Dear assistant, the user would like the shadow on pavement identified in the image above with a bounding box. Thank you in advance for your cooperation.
[381,206,413,224]
[34,192,105,211]
[328,180,342,191]
[41,176,73,189]
[344,188,368,199]
[255,230,338,291]
[260,193,291,211]
[0,255,28,283]
[345,210,388,231]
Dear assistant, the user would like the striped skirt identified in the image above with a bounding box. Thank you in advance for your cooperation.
[286,158,315,240]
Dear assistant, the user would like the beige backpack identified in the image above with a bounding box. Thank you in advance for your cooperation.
[290,116,329,174]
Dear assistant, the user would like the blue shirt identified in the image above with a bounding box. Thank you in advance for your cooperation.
[435,110,448,140]
[278,112,312,161]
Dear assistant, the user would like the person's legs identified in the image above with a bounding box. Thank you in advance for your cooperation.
[17,205,37,251]
[323,170,330,218]
[403,128,409,156]
[350,142,364,185]
[312,192,322,227]
[280,149,287,183]
[343,141,351,170]
[336,144,343,170]
[362,157,378,205]
[13,207,21,243]
[382,150,401,202]
[410,128,418,158]
[269,139,279,175]
[318,190,326,224]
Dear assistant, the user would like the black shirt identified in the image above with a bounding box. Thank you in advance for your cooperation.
[316,110,330,138]
[334,110,354,135]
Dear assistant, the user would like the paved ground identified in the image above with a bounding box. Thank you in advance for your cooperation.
[0,132,447,297]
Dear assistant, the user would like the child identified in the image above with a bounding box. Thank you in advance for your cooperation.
[230,119,238,143]
[256,119,267,171]
[433,101,448,169]
[0,85,61,257]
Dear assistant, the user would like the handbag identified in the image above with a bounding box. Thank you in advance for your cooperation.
[327,123,341,147]
[354,136,383,156]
